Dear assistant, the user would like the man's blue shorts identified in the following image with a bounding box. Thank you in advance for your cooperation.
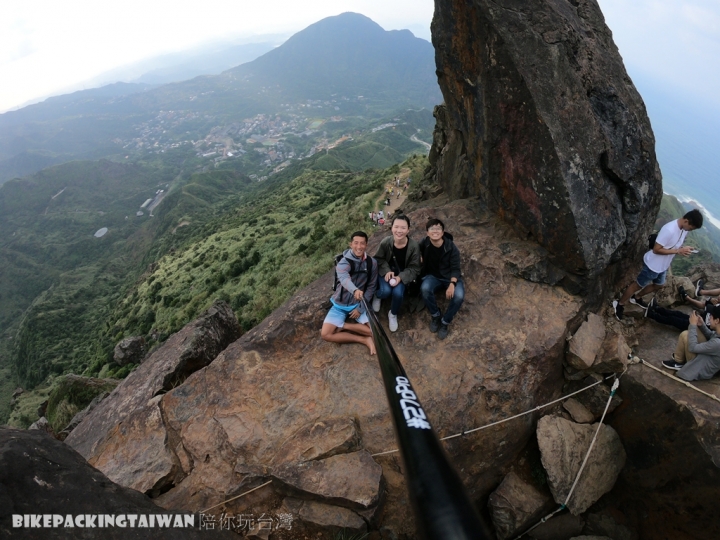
[636,262,667,288]
[323,301,369,327]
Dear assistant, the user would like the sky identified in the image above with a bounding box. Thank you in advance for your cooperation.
[0,0,718,113]
[0,0,434,112]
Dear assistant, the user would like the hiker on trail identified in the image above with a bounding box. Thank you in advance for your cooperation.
[371,215,421,332]
[662,306,720,380]
[419,218,464,340]
[321,232,379,355]
[613,209,703,320]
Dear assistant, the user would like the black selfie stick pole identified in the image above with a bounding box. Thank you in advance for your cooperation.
[362,298,490,539]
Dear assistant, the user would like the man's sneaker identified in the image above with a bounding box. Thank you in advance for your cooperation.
[678,286,688,301]
[612,300,624,321]
[662,359,684,371]
[372,296,381,313]
[429,315,442,333]
[438,322,449,340]
[648,296,658,310]
[388,312,398,332]
[695,279,705,297]
[629,295,649,309]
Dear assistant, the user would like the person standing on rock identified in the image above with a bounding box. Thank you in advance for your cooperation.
[419,218,464,340]
[371,215,422,332]
[321,231,379,355]
[613,209,703,320]
[662,306,720,380]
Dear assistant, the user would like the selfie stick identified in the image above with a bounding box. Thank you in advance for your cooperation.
[362,298,490,539]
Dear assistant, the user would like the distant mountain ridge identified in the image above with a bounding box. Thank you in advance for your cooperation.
[0,13,440,183]
[229,13,439,105]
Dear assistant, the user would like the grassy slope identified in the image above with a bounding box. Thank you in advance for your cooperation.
[2,152,412,425]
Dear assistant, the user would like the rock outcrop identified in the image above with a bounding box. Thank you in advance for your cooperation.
[114,336,147,366]
[566,314,606,371]
[67,200,582,536]
[0,428,233,539]
[537,415,626,515]
[429,0,662,294]
[65,301,241,496]
[488,471,552,539]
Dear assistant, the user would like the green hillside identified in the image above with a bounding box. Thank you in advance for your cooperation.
[2,149,424,425]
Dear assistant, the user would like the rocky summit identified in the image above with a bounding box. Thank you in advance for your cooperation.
[65,199,582,535]
[8,1,720,539]
[428,0,662,295]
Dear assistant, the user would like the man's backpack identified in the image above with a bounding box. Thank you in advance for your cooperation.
[332,254,373,292]
[648,232,658,250]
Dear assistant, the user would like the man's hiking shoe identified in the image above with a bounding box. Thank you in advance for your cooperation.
[372,296,381,313]
[662,359,684,371]
[429,315,442,333]
[438,322,449,340]
[612,300,624,321]
[678,286,688,301]
[388,312,398,332]
[629,296,649,309]
[695,279,704,297]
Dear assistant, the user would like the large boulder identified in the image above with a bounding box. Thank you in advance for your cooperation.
[113,336,146,366]
[65,300,241,494]
[566,313,606,371]
[0,428,233,539]
[537,415,626,515]
[430,0,662,294]
[488,471,552,539]
[69,201,582,536]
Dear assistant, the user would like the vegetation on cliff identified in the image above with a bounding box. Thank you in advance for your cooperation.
[2,147,427,425]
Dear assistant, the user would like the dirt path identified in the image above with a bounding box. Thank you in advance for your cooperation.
[372,167,412,216]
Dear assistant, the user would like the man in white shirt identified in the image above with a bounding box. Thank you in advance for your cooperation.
[613,209,703,320]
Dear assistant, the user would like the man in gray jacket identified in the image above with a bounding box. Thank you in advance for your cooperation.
[663,305,720,380]
[321,231,378,355]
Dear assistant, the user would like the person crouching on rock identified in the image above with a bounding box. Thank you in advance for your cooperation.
[371,215,421,332]
[613,209,703,320]
[419,218,464,340]
[662,306,720,379]
[321,231,379,355]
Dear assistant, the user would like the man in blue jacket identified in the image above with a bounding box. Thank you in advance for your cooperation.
[321,231,379,355]
[419,218,464,340]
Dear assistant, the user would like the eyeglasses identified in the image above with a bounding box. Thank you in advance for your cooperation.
[428,227,443,232]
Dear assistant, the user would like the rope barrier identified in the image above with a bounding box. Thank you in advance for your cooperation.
[371,374,616,457]
[633,356,720,404]
[200,480,272,514]
[512,376,621,540]
[197,358,719,522]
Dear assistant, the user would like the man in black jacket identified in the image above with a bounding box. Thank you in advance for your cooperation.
[419,218,464,339]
